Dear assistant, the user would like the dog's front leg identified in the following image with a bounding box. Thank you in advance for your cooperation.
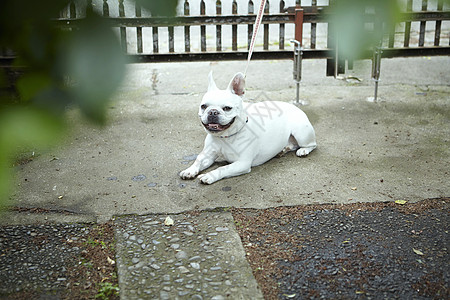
[198,160,251,184]
[179,142,218,179]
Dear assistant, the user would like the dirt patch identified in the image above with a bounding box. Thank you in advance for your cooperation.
[232,198,449,299]
[63,222,118,300]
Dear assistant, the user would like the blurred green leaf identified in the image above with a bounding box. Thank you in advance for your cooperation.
[0,0,181,208]
[0,107,65,206]
[0,107,65,153]
[329,0,401,59]
[64,15,126,123]
[0,157,13,208]
[138,0,178,17]
[0,0,69,46]
[16,72,52,102]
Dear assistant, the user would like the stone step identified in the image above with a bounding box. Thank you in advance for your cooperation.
[115,211,263,299]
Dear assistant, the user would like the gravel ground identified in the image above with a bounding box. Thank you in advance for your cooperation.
[1,198,448,299]
[232,198,449,300]
[0,222,118,300]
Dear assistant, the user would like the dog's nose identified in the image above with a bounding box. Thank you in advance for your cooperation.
[208,109,219,116]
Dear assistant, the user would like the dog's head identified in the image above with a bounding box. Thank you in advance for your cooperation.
[199,72,247,137]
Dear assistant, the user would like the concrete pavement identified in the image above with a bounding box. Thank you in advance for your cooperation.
[3,56,449,224]
[0,56,449,299]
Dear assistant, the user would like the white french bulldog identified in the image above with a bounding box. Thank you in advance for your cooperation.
[179,72,316,184]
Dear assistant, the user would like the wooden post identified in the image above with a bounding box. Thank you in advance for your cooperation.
[326,0,335,77]
[152,27,159,53]
[279,0,285,50]
[103,0,109,17]
[263,1,269,50]
[434,0,443,46]
[70,1,76,18]
[135,0,143,54]
[404,0,412,47]
[232,0,238,51]
[86,0,93,16]
[419,0,428,47]
[388,5,395,49]
[168,27,174,53]
[119,0,127,53]
[184,0,190,52]
[311,0,317,49]
[248,0,254,50]
[216,0,222,51]
[201,0,206,52]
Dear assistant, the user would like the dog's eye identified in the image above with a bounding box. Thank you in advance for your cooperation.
[223,106,232,112]
[201,104,208,110]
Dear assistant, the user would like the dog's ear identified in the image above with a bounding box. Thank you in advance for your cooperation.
[208,71,218,92]
[228,72,245,96]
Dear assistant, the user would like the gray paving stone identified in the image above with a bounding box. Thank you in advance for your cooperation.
[115,211,263,299]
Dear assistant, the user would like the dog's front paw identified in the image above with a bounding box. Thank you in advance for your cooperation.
[198,172,218,184]
[179,167,199,179]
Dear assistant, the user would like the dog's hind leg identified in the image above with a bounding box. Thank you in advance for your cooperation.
[291,123,317,157]
[278,136,299,157]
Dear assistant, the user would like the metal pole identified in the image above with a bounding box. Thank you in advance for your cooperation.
[371,42,382,102]
[291,39,303,105]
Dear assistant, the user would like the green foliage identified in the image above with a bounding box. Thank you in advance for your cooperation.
[64,15,126,123]
[0,0,178,208]
[329,0,401,60]
[0,107,64,203]
[139,0,178,17]
[96,282,119,300]
[86,237,108,250]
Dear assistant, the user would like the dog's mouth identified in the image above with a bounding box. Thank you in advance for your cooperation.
[203,117,235,132]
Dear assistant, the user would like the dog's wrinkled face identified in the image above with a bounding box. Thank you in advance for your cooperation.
[199,72,247,136]
[199,90,240,134]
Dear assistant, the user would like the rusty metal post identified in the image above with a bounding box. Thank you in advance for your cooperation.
[294,8,303,46]
[292,8,305,105]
